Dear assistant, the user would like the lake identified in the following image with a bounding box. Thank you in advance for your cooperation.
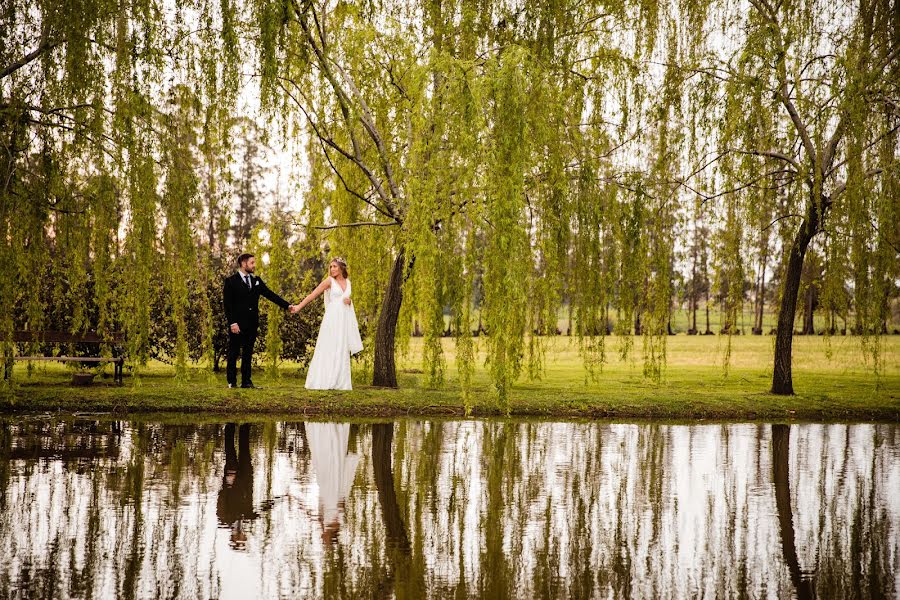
[0,417,896,599]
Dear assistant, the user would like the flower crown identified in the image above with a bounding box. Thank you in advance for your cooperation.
[331,257,348,267]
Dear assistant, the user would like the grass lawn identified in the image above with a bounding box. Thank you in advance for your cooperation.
[1,335,898,421]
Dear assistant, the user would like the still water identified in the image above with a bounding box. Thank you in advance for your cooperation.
[0,417,896,599]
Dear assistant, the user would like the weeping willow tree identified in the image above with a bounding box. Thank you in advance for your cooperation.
[0,0,242,378]
[246,0,678,401]
[684,0,900,394]
[1,0,896,402]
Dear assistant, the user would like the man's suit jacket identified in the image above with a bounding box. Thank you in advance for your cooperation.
[223,272,290,331]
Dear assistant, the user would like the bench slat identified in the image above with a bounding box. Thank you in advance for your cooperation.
[13,356,123,363]
[12,330,125,344]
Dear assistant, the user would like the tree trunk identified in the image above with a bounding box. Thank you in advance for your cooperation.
[372,423,410,551]
[372,249,406,387]
[802,284,815,335]
[772,425,816,600]
[704,290,711,335]
[772,219,815,395]
[755,264,767,334]
[689,258,698,334]
[690,292,697,334]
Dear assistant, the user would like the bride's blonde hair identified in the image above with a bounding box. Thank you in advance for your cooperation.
[330,257,349,278]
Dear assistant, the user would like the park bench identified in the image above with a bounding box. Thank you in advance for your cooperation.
[7,330,126,384]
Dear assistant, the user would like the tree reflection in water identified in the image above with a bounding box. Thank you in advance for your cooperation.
[0,418,895,599]
[772,424,816,600]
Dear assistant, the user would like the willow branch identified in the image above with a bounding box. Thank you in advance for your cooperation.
[675,167,795,205]
[831,166,887,198]
[763,213,803,231]
[752,2,818,165]
[276,77,399,224]
[728,148,801,172]
[827,123,900,177]
[292,1,400,220]
[327,57,402,201]
[316,137,398,222]
[294,220,401,231]
[1,34,64,80]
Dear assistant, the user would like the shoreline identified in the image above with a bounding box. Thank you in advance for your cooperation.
[2,336,898,422]
[2,384,897,422]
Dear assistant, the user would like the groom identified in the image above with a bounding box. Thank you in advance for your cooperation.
[223,253,296,389]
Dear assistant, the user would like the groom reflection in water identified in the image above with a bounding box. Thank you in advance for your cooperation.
[217,423,258,550]
[306,422,361,547]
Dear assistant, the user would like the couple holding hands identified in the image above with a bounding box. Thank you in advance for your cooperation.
[223,253,363,391]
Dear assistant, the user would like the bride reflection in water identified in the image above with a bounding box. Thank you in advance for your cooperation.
[217,423,258,550]
[306,422,360,547]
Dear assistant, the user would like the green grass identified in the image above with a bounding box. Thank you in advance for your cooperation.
[1,335,898,421]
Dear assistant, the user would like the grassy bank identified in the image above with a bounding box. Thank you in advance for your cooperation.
[1,335,898,421]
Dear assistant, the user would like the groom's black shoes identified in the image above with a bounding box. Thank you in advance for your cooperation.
[227,382,259,389]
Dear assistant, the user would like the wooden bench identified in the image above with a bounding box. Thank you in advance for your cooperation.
[8,330,126,384]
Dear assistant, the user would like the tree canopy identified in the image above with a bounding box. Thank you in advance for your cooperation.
[1,0,897,402]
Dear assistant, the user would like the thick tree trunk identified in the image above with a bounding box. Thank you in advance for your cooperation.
[772,219,815,395]
[772,425,815,600]
[372,249,406,387]
[372,423,410,551]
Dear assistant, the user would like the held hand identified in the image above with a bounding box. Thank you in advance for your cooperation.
[230,323,240,334]
[342,297,352,305]
[289,304,301,314]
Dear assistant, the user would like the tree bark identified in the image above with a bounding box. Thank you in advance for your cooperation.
[689,256,699,334]
[704,289,711,335]
[772,217,816,394]
[372,249,406,387]
[755,260,767,334]
[801,283,815,335]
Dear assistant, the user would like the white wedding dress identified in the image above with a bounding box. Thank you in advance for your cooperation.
[305,277,363,390]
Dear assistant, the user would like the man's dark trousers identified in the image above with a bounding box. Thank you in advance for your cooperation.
[227,328,257,387]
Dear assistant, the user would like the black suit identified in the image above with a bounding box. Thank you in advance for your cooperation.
[223,272,290,386]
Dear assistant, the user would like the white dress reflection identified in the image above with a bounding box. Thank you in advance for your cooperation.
[306,422,360,547]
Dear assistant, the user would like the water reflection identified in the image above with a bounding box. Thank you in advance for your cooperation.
[773,424,816,600]
[218,423,257,549]
[0,418,896,599]
[307,422,360,546]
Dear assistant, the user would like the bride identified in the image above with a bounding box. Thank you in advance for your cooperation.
[291,257,363,390]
